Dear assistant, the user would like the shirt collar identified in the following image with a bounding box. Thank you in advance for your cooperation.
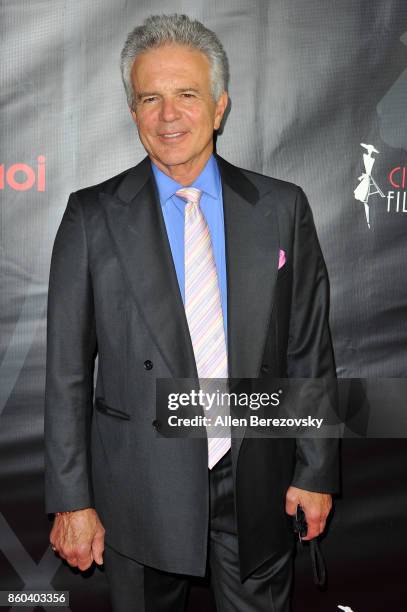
[151,154,221,205]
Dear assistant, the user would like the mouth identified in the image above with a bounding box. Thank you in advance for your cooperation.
[158,131,188,142]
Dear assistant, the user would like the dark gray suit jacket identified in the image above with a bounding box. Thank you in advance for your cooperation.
[44,154,339,581]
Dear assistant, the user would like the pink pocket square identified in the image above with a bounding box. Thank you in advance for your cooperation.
[278,249,286,270]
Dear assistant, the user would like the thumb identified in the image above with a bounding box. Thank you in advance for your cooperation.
[91,533,105,565]
[285,487,300,515]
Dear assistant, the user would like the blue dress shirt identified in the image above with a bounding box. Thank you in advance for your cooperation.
[151,154,228,339]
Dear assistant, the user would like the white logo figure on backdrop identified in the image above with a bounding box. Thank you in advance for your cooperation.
[354,143,385,228]
[338,605,355,612]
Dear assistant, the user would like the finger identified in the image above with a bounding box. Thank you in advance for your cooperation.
[76,550,93,566]
[66,556,78,567]
[92,547,104,565]
[76,544,93,570]
[77,546,94,571]
[285,498,297,515]
[77,557,93,571]
[303,515,322,540]
[302,512,320,540]
[301,525,320,541]
[92,535,105,565]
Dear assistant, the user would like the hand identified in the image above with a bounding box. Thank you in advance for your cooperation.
[50,508,105,571]
[285,486,332,541]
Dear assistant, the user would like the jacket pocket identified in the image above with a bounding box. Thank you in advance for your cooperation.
[94,397,131,420]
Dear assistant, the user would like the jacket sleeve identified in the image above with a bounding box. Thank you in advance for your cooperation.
[287,187,340,494]
[44,192,97,513]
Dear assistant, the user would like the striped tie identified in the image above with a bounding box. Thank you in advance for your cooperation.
[176,187,231,469]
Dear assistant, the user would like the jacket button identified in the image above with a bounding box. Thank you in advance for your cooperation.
[260,364,270,373]
[144,360,153,370]
[152,419,161,431]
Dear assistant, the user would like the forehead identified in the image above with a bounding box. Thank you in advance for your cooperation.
[131,44,211,91]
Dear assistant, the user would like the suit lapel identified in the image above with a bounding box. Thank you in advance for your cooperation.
[216,156,280,378]
[216,155,280,457]
[99,157,197,379]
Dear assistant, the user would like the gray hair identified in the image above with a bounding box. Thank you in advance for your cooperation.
[120,14,229,109]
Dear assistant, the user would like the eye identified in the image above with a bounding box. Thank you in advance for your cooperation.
[143,96,157,104]
[180,92,196,99]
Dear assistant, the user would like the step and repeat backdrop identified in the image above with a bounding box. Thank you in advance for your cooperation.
[1,1,407,611]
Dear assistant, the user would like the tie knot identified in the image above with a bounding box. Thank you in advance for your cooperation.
[175,187,202,206]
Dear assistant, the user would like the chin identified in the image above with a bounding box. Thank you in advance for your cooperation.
[155,152,194,168]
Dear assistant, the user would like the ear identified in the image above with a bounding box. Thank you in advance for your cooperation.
[214,91,228,130]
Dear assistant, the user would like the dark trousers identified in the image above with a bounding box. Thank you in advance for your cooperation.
[103,451,293,611]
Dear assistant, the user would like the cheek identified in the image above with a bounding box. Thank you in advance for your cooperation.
[137,111,157,135]
[187,108,213,132]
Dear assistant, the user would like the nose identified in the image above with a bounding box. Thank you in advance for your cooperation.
[159,97,180,122]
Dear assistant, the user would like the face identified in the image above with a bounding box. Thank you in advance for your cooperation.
[130,44,228,183]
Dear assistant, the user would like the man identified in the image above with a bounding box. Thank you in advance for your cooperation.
[45,14,339,612]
